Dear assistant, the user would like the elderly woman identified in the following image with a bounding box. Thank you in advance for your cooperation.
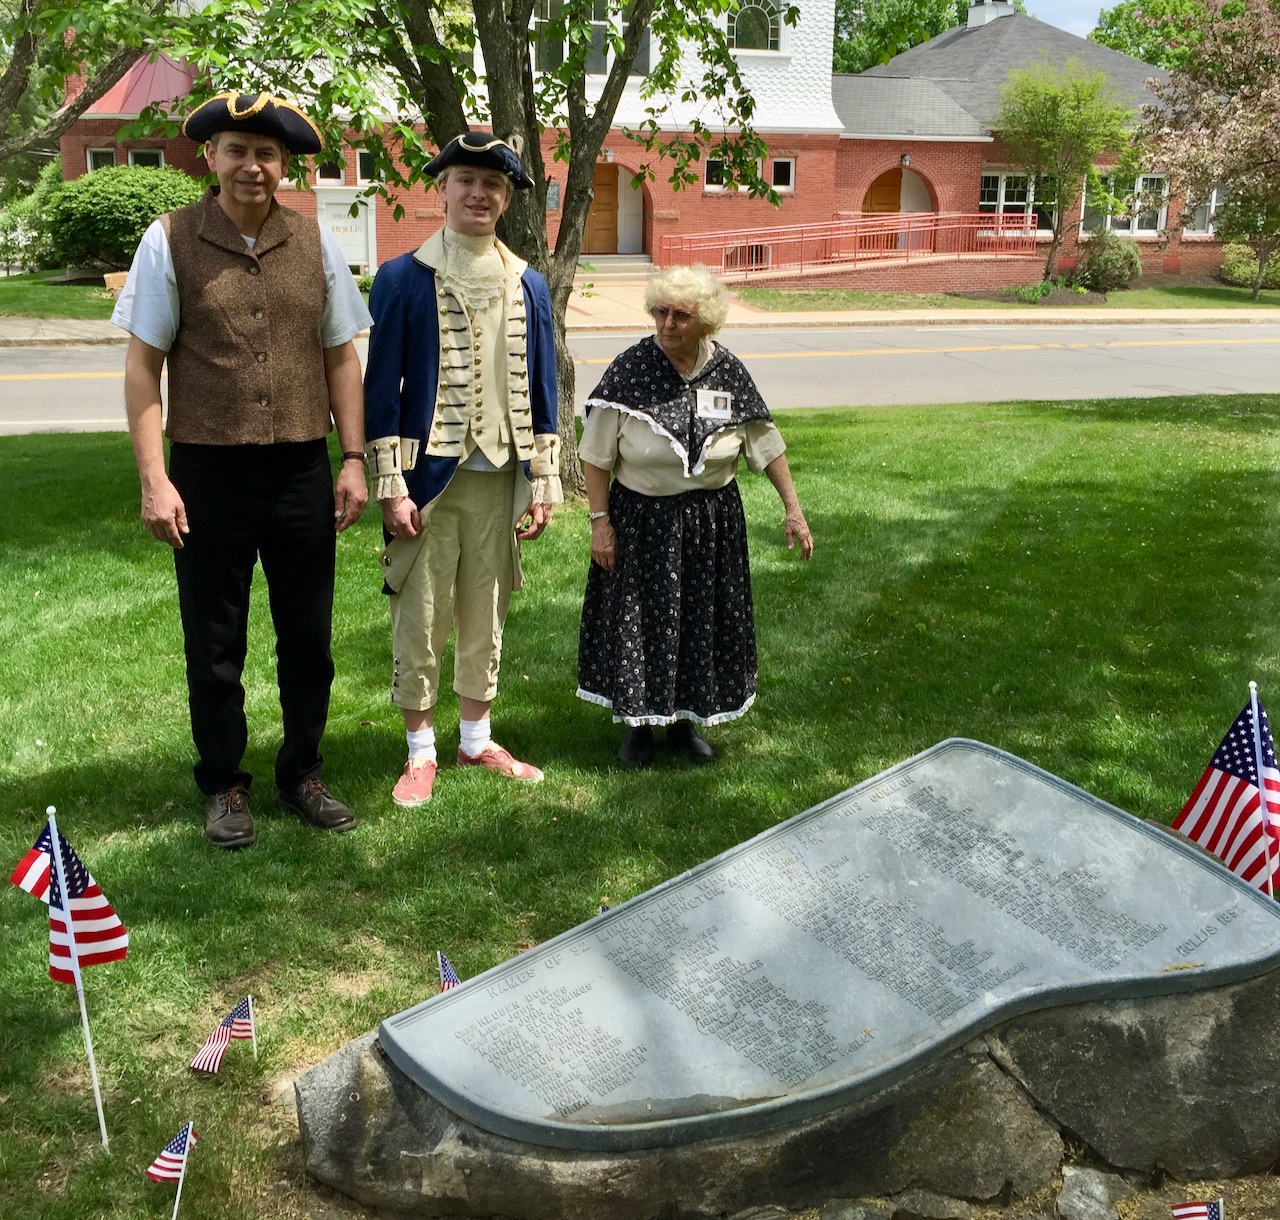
[576,266,814,767]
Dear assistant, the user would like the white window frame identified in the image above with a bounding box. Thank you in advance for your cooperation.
[1184,186,1223,236]
[979,171,1055,236]
[706,157,776,194]
[535,0,650,78]
[356,151,378,185]
[771,158,796,194]
[317,159,345,184]
[728,0,782,52]
[86,148,116,173]
[127,148,164,169]
[1082,173,1168,237]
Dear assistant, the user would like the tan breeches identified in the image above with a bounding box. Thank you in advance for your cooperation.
[388,469,520,711]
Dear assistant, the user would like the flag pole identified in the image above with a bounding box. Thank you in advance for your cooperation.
[170,1121,194,1220]
[1248,683,1276,899]
[248,994,258,1058]
[45,806,110,1149]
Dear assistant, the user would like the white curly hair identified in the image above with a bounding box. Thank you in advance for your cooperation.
[643,265,730,334]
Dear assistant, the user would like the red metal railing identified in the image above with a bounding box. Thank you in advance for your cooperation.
[657,212,1040,278]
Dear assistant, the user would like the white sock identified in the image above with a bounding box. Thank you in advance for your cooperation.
[459,716,493,758]
[407,726,437,763]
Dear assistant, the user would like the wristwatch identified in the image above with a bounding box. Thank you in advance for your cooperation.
[588,510,610,521]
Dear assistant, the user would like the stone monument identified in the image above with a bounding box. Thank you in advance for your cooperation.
[298,739,1280,1218]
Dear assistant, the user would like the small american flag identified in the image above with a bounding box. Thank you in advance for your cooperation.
[438,951,461,991]
[1173,699,1280,891]
[10,825,55,899]
[41,832,129,984]
[146,1122,199,1182]
[1171,1200,1223,1220]
[189,997,254,1074]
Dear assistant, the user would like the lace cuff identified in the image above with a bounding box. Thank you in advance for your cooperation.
[368,435,418,502]
[373,473,409,502]
[529,474,563,506]
[530,431,561,479]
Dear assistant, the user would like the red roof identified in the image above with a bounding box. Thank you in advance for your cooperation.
[80,53,198,118]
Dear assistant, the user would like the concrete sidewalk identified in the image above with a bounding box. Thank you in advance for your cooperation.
[3,276,1280,346]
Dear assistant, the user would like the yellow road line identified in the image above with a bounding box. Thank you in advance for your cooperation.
[575,335,1280,365]
[0,370,125,381]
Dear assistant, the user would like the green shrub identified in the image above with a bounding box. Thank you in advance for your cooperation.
[1069,232,1142,293]
[356,273,375,294]
[1219,242,1280,290]
[0,197,35,271]
[45,165,204,270]
[17,159,67,271]
[1012,279,1054,303]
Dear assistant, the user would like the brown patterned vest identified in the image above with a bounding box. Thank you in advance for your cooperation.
[163,188,331,445]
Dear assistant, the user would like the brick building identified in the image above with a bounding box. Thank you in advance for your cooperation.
[59,0,1222,284]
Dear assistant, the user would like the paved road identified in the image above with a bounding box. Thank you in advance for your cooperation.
[3,322,1280,434]
[571,321,1280,409]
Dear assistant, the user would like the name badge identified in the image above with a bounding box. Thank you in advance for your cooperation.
[696,389,733,421]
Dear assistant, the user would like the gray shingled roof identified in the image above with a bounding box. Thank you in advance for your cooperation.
[831,76,990,139]
[848,11,1167,136]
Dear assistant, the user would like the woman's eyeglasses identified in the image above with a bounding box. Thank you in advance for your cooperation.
[651,306,695,325]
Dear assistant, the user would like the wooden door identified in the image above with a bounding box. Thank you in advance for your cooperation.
[583,164,619,254]
[862,169,902,212]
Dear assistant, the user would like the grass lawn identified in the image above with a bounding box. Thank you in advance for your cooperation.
[735,286,1023,311]
[0,272,116,320]
[1102,283,1280,309]
[4,397,1280,1217]
[736,281,1280,312]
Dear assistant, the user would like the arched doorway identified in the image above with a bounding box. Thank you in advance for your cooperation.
[863,167,902,212]
[861,167,932,213]
[583,164,645,255]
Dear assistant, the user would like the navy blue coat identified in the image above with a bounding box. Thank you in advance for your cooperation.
[363,247,559,510]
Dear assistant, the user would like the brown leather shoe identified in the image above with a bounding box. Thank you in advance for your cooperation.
[278,778,357,832]
[204,786,256,849]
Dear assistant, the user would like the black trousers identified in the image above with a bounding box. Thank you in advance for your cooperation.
[169,440,336,795]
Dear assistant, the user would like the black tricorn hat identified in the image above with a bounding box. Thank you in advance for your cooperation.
[182,92,323,155]
[425,132,534,190]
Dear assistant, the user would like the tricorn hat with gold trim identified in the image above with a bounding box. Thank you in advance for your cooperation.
[425,132,534,190]
[182,92,323,155]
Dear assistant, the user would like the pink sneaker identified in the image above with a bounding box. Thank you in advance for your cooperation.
[457,743,543,783]
[392,756,437,807]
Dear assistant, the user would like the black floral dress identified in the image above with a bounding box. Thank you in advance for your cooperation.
[576,337,774,727]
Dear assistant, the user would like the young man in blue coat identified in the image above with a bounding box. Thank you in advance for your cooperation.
[364,133,561,806]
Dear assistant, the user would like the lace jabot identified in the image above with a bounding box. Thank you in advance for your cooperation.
[441,227,507,311]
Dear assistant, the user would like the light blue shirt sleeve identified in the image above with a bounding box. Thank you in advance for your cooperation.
[111,220,179,351]
[320,226,373,348]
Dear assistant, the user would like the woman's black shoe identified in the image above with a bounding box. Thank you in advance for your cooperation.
[617,726,654,767]
[667,720,715,764]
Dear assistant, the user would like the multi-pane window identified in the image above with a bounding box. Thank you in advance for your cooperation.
[128,149,164,168]
[1185,187,1224,235]
[86,148,115,172]
[979,172,1054,232]
[729,0,781,49]
[535,0,649,76]
[706,156,794,193]
[317,160,344,183]
[1083,174,1167,235]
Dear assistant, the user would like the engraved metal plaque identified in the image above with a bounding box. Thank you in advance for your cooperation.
[378,739,1280,1149]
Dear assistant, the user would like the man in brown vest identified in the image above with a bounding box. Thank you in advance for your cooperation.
[113,93,373,849]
